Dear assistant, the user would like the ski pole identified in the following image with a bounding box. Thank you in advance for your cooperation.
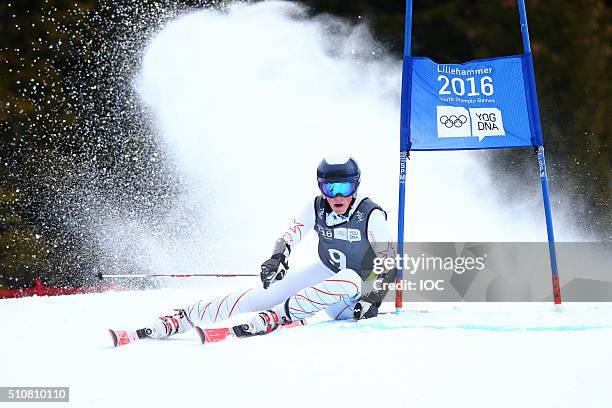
[97,272,258,280]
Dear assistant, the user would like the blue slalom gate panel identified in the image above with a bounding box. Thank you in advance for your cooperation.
[404,55,543,151]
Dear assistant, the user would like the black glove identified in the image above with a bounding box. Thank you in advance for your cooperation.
[353,291,382,320]
[260,253,289,289]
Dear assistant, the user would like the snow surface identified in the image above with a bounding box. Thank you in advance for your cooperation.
[2,286,611,408]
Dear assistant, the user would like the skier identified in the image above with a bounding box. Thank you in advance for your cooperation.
[137,156,396,339]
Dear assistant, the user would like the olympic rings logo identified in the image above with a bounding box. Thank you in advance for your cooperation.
[439,115,467,128]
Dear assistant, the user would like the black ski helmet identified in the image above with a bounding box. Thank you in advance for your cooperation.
[317,156,361,191]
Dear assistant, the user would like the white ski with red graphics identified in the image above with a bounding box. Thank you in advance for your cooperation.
[108,329,140,347]
[194,319,307,345]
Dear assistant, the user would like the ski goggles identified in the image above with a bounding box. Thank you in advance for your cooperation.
[319,181,357,198]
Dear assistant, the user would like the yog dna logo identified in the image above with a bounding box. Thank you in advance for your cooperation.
[436,106,506,141]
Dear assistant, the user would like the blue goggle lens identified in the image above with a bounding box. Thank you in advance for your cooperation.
[319,181,357,198]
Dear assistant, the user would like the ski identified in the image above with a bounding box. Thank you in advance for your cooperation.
[195,319,307,345]
[108,329,141,347]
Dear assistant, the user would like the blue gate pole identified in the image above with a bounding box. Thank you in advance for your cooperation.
[518,0,562,304]
[396,152,407,313]
[396,0,414,313]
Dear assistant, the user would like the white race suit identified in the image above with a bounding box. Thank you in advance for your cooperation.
[151,195,395,337]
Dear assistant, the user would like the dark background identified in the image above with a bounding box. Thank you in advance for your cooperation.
[0,0,610,289]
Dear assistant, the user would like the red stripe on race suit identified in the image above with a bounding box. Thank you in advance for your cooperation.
[228,289,252,318]
[214,293,231,322]
[323,279,359,291]
[295,293,332,307]
[289,219,305,240]
[200,302,211,321]
[289,306,308,314]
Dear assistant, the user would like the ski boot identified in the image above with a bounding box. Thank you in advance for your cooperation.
[137,308,194,339]
[232,309,282,338]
